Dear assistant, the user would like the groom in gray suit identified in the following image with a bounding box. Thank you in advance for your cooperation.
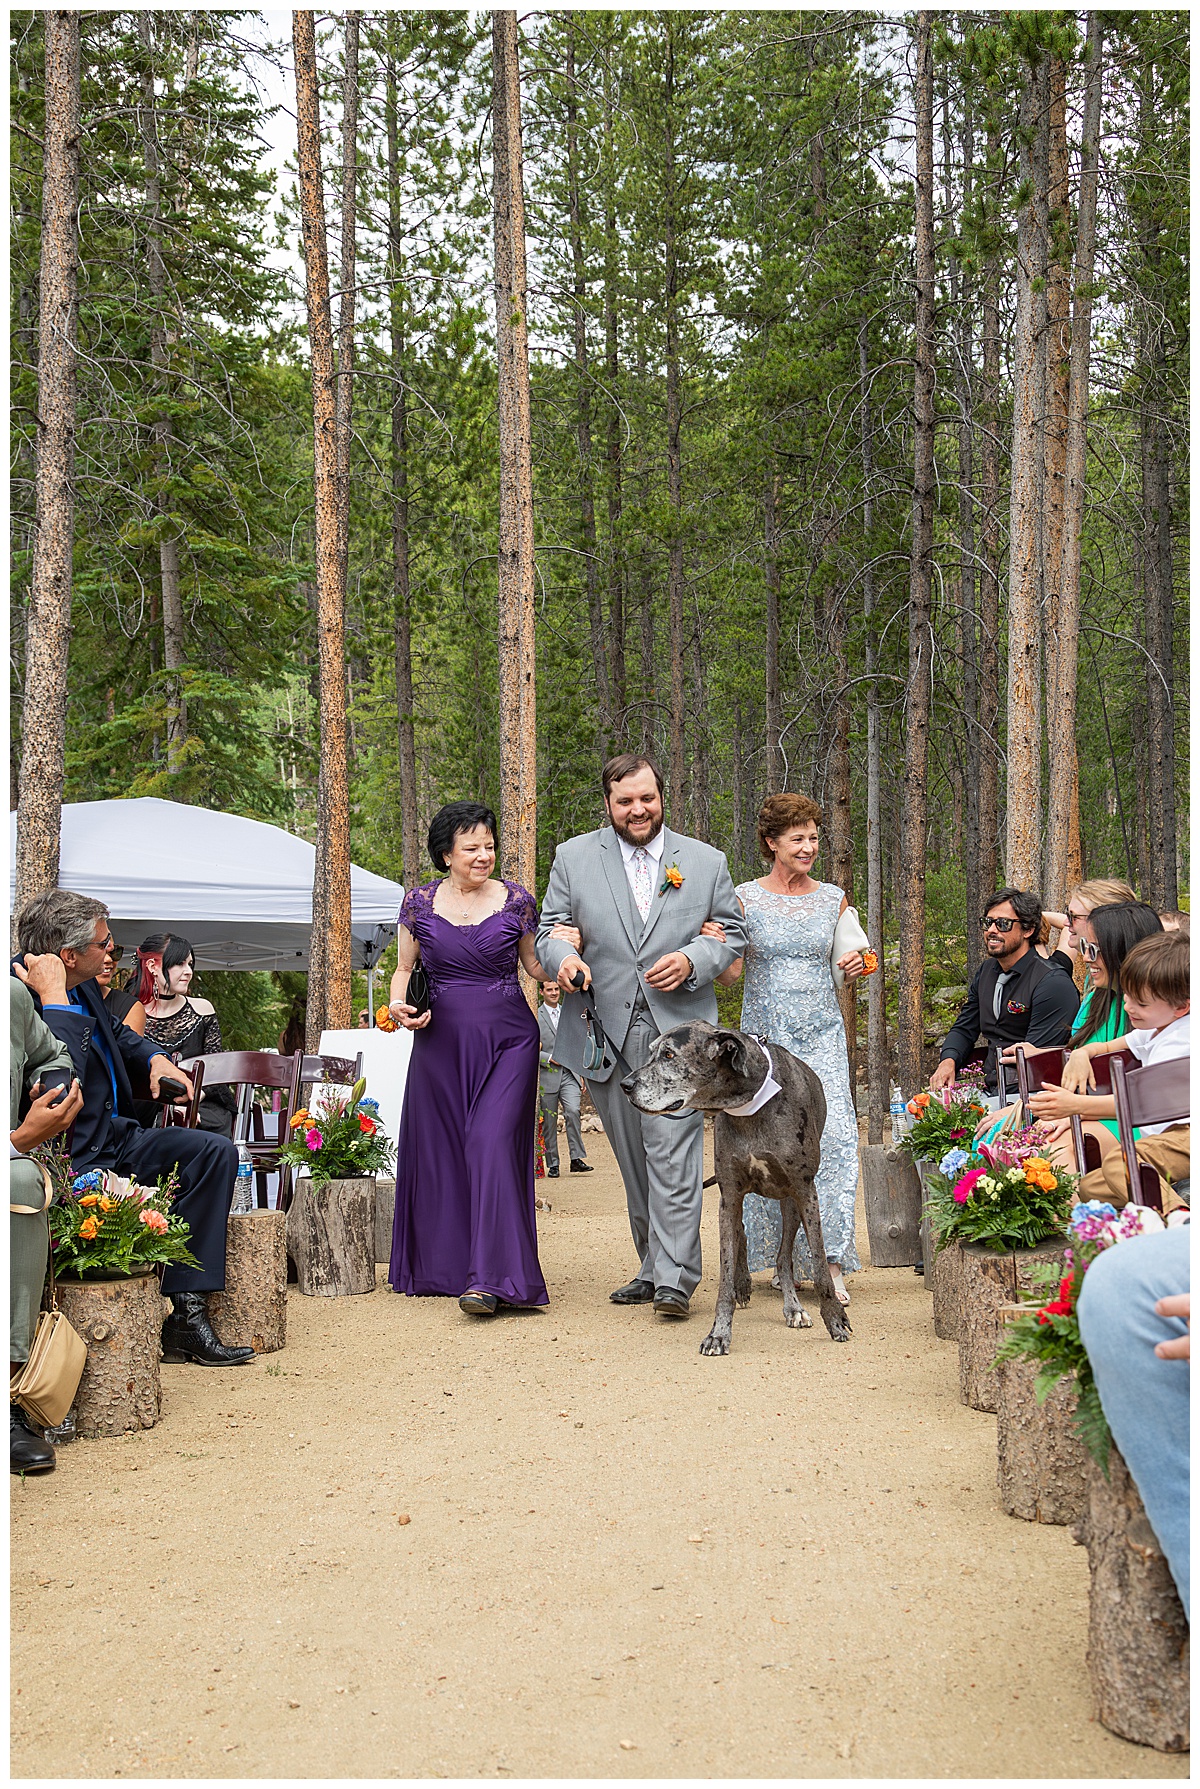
[536,753,746,1317]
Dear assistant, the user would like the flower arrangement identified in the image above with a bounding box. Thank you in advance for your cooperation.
[992,1200,1171,1464]
[35,1147,198,1280]
[922,1125,1076,1253]
[278,1079,396,1187]
[900,1072,988,1163]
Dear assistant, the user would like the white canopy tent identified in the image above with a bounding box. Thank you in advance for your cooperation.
[8,798,404,976]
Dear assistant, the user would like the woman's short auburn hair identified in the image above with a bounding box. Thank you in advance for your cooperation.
[757,792,822,860]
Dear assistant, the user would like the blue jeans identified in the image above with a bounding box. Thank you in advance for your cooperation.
[1077,1225,1190,1617]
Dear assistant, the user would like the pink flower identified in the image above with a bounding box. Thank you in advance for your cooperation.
[305,1127,324,1152]
[139,1209,168,1234]
[952,1167,986,1205]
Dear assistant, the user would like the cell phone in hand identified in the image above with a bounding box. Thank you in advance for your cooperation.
[39,1069,75,1107]
[154,1075,188,1104]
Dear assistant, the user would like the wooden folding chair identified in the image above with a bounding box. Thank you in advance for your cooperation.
[1068,1048,1139,1174]
[179,1050,305,1209]
[300,1052,364,1091]
[1111,1055,1191,1212]
[1015,1046,1067,1125]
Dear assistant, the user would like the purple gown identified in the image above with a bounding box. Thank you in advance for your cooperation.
[388,879,549,1306]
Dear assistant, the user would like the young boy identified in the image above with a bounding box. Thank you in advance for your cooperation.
[1070,930,1190,1208]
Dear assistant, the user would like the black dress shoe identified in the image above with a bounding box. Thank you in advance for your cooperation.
[161,1293,255,1366]
[546,1166,560,1178]
[11,1404,55,1474]
[609,1278,655,1305]
[653,1287,690,1319]
[569,1159,593,1173]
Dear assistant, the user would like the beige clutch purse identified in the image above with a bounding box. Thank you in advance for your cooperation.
[830,905,871,988]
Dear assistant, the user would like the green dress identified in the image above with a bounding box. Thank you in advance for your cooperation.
[1071,990,1126,1139]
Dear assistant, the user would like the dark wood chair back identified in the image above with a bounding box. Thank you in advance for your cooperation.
[179,1050,305,1208]
[1111,1055,1190,1211]
[300,1053,363,1088]
[158,1058,205,1128]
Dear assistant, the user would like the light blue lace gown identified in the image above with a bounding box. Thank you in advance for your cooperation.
[736,879,861,1280]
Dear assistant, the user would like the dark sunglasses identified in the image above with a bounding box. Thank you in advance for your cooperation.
[103,941,124,962]
[1080,939,1100,961]
[981,915,1017,933]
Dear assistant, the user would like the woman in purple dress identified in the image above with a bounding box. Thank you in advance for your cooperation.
[386,802,560,1317]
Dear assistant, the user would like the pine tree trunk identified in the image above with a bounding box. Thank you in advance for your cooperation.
[386,35,419,893]
[335,13,359,603]
[138,15,187,772]
[492,11,538,920]
[601,45,625,731]
[859,326,886,1140]
[1048,23,1102,911]
[1005,53,1048,890]
[295,10,352,1043]
[828,578,856,1097]
[566,17,611,757]
[976,126,1002,948]
[14,9,80,928]
[764,470,783,794]
[662,23,686,820]
[951,93,982,973]
[896,12,935,1099]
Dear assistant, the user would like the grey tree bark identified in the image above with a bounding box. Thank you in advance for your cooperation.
[14,10,81,928]
[386,33,420,894]
[859,326,886,1141]
[763,470,783,794]
[662,21,687,819]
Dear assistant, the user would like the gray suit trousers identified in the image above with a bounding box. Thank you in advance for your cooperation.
[587,1005,704,1297]
[541,1074,585,1170]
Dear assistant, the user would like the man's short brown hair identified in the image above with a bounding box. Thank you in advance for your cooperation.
[1120,931,1190,1009]
[601,753,664,801]
[756,792,822,861]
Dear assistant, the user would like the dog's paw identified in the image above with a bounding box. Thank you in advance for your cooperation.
[735,1285,752,1308]
[699,1331,731,1356]
[826,1316,852,1342]
[784,1306,813,1329]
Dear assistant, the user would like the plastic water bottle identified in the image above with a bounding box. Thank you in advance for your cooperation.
[43,1408,76,1445]
[232,1143,254,1214]
[890,1086,907,1143]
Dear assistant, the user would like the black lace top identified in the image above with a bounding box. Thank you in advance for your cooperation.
[144,997,223,1060]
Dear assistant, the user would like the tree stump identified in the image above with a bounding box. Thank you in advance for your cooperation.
[930,1239,965,1341]
[1073,1449,1189,1751]
[55,1272,162,1438]
[207,1211,287,1353]
[286,1177,376,1297]
[859,1144,922,1266]
[958,1238,1065,1413]
[374,1177,396,1266]
[995,1356,1087,1524]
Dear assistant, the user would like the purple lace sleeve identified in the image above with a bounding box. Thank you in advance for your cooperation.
[399,883,433,933]
[508,882,540,938]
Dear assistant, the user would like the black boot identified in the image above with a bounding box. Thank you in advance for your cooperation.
[11,1403,55,1474]
[161,1293,255,1367]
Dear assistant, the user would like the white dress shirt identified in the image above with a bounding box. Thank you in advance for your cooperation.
[1125,1013,1190,1135]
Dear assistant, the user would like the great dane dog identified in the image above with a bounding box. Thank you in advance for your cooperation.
[622,1020,852,1355]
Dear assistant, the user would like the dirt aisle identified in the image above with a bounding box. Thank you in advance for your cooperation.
[11,1131,1186,1779]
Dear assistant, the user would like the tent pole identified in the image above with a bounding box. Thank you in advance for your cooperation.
[367,966,374,1026]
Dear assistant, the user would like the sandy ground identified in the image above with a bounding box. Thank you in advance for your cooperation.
[11,1127,1188,1781]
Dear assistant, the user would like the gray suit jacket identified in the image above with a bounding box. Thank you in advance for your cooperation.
[537,1003,578,1096]
[535,825,746,1082]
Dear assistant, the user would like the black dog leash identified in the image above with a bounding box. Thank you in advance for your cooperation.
[570,971,633,1080]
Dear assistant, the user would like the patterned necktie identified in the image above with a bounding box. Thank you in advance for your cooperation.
[632,848,653,921]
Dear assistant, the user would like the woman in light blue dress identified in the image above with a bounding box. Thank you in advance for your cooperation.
[707,793,866,1303]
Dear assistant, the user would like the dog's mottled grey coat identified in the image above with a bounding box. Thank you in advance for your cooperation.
[622,1020,853,1354]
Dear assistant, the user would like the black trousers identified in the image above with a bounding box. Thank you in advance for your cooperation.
[107,1117,238,1294]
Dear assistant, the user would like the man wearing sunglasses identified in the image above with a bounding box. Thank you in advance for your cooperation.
[929,887,1080,1098]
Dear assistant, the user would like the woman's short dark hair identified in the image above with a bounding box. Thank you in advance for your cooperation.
[984,887,1042,938]
[756,792,823,860]
[427,802,498,873]
[1073,901,1163,1044]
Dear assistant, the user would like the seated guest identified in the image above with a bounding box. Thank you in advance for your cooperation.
[1077,1226,1190,1618]
[12,892,253,1368]
[1159,910,1190,936]
[1061,930,1190,1206]
[96,938,145,1034]
[132,934,236,1138]
[929,887,1079,1097]
[10,980,84,1474]
[1043,876,1138,978]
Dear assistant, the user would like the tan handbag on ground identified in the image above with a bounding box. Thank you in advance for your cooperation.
[830,905,872,988]
[11,1163,88,1429]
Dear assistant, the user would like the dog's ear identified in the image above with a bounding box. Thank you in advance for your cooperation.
[706,1031,751,1077]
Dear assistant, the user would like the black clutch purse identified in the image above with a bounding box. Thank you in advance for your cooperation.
[405,960,430,1017]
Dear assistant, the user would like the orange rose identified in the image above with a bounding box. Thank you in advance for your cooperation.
[914,1092,931,1110]
[375,1006,398,1033]
[79,1216,100,1240]
[78,1194,99,1208]
[860,949,879,975]
[289,1110,311,1130]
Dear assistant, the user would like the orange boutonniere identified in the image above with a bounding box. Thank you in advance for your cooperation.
[375,1005,399,1033]
[660,863,684,895]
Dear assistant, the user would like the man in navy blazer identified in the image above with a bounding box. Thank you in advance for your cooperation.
[13,888,252,1367]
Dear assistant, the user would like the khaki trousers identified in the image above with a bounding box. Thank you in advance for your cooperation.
[1079,1124,1190,1214]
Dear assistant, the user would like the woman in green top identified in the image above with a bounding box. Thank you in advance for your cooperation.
[979,902,1162,1158]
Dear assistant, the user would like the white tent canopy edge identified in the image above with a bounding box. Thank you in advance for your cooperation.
[8,798,404,974]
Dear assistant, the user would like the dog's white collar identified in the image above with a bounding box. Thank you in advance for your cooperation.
[725,1043,783,1117]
